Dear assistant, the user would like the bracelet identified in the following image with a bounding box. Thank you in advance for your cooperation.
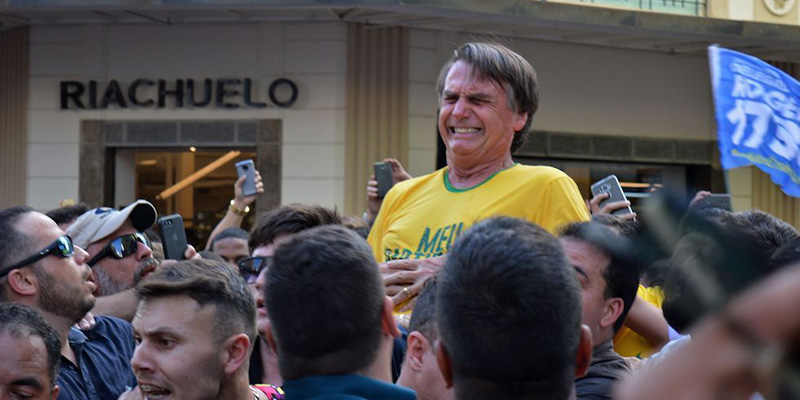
[229,200,250,217]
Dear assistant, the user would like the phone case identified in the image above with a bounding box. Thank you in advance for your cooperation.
[158,214,188,260]
[374,162,394,198]
[590,175,634,216]
[235,160,257,197]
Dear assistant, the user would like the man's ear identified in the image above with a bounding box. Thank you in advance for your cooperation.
[6,268,38,297]
[512,111,528,133]
[405,331,429,372]
[435,341,454,389]
[49,385,60,400]
[575,325,593,378]
[381,296,401,338]
[600,298,625,331]
[220,333,251,375]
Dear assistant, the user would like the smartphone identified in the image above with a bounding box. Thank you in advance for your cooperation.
[590,175,634,217]
[700,194,733,211]
[374,162,394,198]
[235,159,257,197]
[158,214,188,260]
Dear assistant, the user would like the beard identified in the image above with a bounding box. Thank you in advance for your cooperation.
[34,266,95,324]
[92,266,131,296]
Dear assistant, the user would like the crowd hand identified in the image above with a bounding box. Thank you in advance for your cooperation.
[234,169,265,208]
[74,312,96,331]
[366,158,413,222]
[688,190,712,210]
[117,387,143,400]
[588,192,637,221]
[381,256,446,308]
[159,245,202,267]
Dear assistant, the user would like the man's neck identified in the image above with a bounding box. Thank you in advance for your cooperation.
[42,311,78,365]
[355,336,394,383]
[446,155,514,189]
[259,337,283,386]
[218,372,255,400]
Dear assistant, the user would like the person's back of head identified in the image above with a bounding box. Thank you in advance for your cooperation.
[248,204,342,250]
[45,203,90,230]
[265,225,387,380]
[437,217,588,400]
[0,303,62,398]
[720,210,798,263]
[0,206,35,301]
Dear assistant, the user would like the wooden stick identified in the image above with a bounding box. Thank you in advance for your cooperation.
[156,150,242,200]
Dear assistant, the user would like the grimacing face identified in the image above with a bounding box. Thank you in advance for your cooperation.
[131,296,226,400]
[0,332,59,400]
[438,61,527,167]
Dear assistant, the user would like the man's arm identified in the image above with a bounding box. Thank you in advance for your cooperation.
[622,296,670,350]
[91,288,139,321]
[205,170,264,250]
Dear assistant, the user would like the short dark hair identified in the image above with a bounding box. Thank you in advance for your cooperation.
[136,259,256,344]
[591,214,638,237]
[210,227,250,252]
[0,206,35,301]
[436,42,539,153]
[0,303,61,388]
[437,217,581,400]
[45,203,90,226]
[265,225,384,380]
[720,210,798,263]
[560,221,640,332]
[248,204,342,250]
[409,277,439,343]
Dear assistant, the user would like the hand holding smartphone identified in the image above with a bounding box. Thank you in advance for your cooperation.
[235,159,258,197]
[158,214,188,260]
[590,175,634,217]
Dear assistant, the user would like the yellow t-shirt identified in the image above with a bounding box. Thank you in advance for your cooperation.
[613,285,665,359]
[368,164,590,264]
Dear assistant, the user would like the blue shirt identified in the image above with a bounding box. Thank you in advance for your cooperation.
[282,374,415,400]
[57,316,137,400]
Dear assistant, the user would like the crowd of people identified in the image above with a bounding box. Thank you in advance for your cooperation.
[1,41,800,400]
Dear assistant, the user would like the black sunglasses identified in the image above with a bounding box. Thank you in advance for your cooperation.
[237,256,272,284]
[0,235,75,279]
[87,232,150,267]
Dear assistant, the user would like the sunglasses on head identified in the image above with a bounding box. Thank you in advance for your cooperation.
[237,256,272,284]
[88,232,150,267]
[0,235,75,279]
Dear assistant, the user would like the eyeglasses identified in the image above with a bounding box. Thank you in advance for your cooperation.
[0,235,75,279]
[87,232,150,267]
[237,256,271,284]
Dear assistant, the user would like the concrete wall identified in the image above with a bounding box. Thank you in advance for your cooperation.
[405,29,716,178]
[28,22,347,211]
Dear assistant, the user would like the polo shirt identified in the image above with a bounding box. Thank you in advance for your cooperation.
[57,316,137,400]
[282,374,415,400]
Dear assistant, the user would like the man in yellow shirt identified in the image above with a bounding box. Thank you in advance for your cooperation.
[369,42,589,310]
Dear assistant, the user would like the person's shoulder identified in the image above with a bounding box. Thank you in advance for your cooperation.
[93,315,133,332]
[389,167,446,194]
[86,316,134,344]
[511,164,571,179]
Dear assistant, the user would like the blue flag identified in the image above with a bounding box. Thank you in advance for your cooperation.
[709,45,800,197]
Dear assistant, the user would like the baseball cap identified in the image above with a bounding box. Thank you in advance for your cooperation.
[66,200,158,249]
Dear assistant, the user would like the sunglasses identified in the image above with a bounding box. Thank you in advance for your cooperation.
[87,232,150,267]
[0,235,75,279]
[237,256,272,284]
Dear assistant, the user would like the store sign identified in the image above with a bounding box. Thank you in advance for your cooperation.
[709,45,800,197]
[59,78,298,110]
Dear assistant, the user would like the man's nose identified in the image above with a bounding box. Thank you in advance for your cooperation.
[452,96,471,119]
[135,241,153,261]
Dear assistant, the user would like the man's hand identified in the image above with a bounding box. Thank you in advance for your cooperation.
[588,192,637,221]
[160,245,201,267]
[381,256,445,308]
[688,190,712,210]
[234,169,265,208]
[74,312,96,331]
[366,158,412,223]
[117,387,143,400]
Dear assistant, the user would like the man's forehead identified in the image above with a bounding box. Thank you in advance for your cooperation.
[0,333,50,381]
[444,61,506,93]
[19,212,63,245]
[134,295,215,333]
